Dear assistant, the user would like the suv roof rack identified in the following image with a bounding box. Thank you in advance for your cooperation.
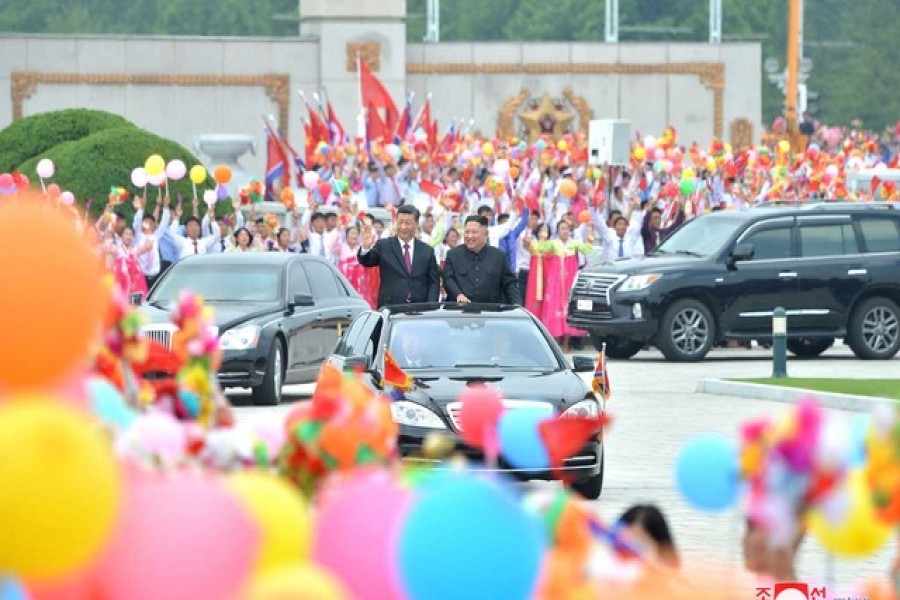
[385,302,522,315]
[754,200,898,211]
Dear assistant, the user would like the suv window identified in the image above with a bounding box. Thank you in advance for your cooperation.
[741,227,793,261]
[289,262,312,297]
[305,261,341,299]
[859,218,900,253]
[799,223,859,257]
[335,313,370,357]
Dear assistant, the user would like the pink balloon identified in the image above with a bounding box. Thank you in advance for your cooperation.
[653,148,665,160]
[165,160,187,181]
[302,171,320,189]
[314,469,413,600]
[60,191,75,206]
[0,173,13,188]
[147,172,167,187]
[458,385,504,450]
[253,419,286,459]
[47,183,61,198]
[131,167,147,188]
[95,471,258,600]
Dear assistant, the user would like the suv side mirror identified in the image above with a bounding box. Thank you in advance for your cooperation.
[290,293,315,308]
[572,355,595,372]
[129,293,143,306]
[729,243,754,267]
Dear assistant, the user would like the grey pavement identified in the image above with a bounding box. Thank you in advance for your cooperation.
[231,343,897,593]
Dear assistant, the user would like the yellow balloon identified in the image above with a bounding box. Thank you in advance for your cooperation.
[777,140,791,154]
[241,565,350,600]
[189,165,208,186]
[0,400,121,579]
[482,142,495,156]
[144,154,165,176]
[681,167,695,180]
[633,147,646,161]
[705,158,716,172]
[228,471,312,575]
[808,469,892,559]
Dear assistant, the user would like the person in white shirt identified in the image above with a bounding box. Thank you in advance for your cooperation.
[166,203,221,260]
[131,196,164,287]
[591,195,645,262]
[203,199,245,254]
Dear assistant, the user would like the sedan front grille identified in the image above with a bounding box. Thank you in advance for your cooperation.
[445,400,555,432]
[141,325,177,350]
[571,273,626,305]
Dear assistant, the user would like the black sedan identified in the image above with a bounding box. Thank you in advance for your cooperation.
[324,303,606,499]
[138,253,369,405]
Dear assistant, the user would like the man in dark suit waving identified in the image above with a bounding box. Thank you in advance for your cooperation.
[443,215,521,305]
[357,204,440,307]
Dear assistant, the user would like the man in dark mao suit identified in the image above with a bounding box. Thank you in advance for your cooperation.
[357,204,440,308]
[442,215,521,305]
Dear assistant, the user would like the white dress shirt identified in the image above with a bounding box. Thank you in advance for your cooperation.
[132,209,162,277]
[591,208,645,262]
[166,209,221,260]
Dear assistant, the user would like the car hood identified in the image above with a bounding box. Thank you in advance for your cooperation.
[399,368,589,411]
[139,302,282,330]
[583,253,708,276]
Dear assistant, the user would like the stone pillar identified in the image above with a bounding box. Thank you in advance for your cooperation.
[300,0,406,137]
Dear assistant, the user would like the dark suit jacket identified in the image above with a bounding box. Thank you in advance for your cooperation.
[357,237,440,307]
[442,244,522,305]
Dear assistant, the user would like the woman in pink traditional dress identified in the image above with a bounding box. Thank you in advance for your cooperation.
[335,226,376,308]
[113,225,151,299]
[526,222,592,349]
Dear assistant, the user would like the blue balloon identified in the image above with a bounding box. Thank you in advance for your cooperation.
[498,406,551,470]
[399,475,546,600]
[88,376,137,429]
[675,434,739,512]
[0,578,29,600]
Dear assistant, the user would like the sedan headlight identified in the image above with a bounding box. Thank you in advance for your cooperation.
[219,325,261,350]
[390,401,446,429]
[618,273,662,293]
[561,399,601,419]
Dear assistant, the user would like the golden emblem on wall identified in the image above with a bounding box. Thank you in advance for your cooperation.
[730,118,754,151]
[346,41,381,72]
[497,88,594,143]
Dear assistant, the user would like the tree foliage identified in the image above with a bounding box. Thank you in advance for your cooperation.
[0,0,897,129]
[3,109,206,219]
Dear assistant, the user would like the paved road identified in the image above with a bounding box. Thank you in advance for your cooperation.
[231,343,895,592]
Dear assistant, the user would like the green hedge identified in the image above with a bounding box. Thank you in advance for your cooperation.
[17,126,214,221]
[0,109,132,172]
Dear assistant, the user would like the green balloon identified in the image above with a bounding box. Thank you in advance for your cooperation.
[679,178,696,196]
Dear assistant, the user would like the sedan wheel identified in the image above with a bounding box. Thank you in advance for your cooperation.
[848,297,900,360]
[252,341,284,406]
[656,299,715,361]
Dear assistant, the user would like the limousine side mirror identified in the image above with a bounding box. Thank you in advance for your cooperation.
[572,355,595,372]
[728,243,755,268]
[290,293,315,308]
[343,355,369,371]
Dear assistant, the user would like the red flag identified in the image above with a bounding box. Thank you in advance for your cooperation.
[303,121,316,168]
[871,175,882,195]
[366,102,390,143]
[381,347,413,391]
[538,416,610,471]
[359,59,398,134]
[411,97,432,137]
[306,104,329,147]
[419,180,445,198]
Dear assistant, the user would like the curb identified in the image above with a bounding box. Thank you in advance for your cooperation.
[695,379,893,413]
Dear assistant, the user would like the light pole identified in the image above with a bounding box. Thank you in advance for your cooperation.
[605,0,619,43]
[423,0,440,42]
[764,57,813,116]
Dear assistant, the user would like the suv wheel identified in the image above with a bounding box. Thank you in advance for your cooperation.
[786,337,834,358]
[252,340,285,406]
[588,334,643,359]
[848,297,900,360]
[656,299,715,361]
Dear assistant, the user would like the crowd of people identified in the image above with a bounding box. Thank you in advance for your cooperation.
[90,121,899,349]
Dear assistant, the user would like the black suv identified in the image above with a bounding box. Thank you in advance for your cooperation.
[567,203,900,361]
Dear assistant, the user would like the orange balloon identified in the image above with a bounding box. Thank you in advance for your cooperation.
[0,192,105,391]
[559,179,577,199]
[578,210,591,224]
[213,165,233,185]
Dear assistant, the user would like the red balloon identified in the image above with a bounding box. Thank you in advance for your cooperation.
[318,182,333,199]
[458,385,504,449]
[47,183,61,198]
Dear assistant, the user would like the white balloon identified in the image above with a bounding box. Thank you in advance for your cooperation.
[492,159,510,177]
[131,167,148,188]
[203,189,217,206]
[36,158,55,179]
[147,172,167,186]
